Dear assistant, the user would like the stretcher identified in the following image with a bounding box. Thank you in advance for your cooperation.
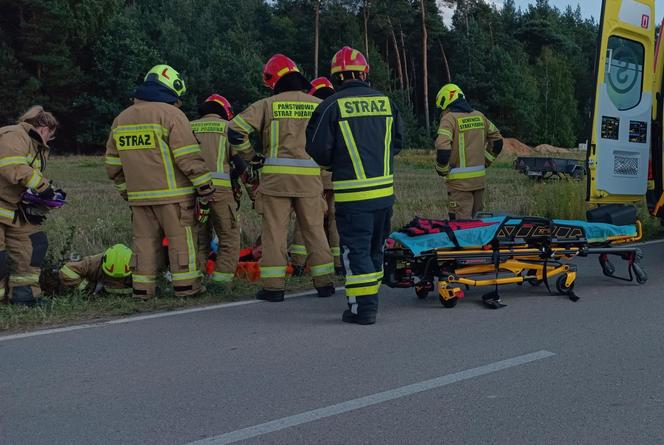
[383,216,648,309]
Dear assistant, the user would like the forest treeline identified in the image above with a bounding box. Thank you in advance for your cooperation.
[0,0,598,152]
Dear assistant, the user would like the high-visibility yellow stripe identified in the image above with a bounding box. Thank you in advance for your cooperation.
[185,226,197,273]
[105,287,133,295]
[346,271,383,285]
[270,120,279,158]
[448,169,486,180]
[346,282,382,297]
[172,270,201,281]
[331,247,340,256]
[78,279,89,291]
[127,187,194,201]
[289,244,308,255]
[262,165,321,176]
[484,150,496,162]
[0,287,5,298]
[334,186,394,203]
[212,178,232,187]
[172,144,201,158]
[9,273,40,285]
[260,266,287,278]
[115,182,127,192]
[105,156,122,166]
[60,265,81,280]
[437,128,453,138]
[191,172,212,187]
[333,175,393,191]
[383,116,393,176]
[0,207,15,220]
[232,140,251,152]
[311,262,334,277]
[436,163,450,176]
[339,120,365,179]
[26,171,42,189]
[158,139,177,190]
[0,156,27,167]
[211,272,234,283]
[331,64,367,74]
[232,115,254,134]
[458,133,466,168]
[217,134,227,171]
[132,274,156,284]
[113,124,168,138]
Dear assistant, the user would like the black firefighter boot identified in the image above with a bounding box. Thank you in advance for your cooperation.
[256,288,285,302]
[11,286,48,307]
[342,294,378,325]
[316,284,336,298]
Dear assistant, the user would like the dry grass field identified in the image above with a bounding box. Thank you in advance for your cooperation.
[0,151,659,331]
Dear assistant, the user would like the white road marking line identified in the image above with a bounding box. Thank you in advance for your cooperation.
[185,350,556,445]
[0,287,344,343]
[636,238,664,246]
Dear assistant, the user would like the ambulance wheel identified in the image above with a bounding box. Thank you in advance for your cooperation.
[439,295,458,308]
[524,269,542,286]
[415,286,430,299]
[555,274,574,294]
[632,263,648,285]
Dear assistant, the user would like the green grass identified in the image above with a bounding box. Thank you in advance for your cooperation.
[0,152,660,332]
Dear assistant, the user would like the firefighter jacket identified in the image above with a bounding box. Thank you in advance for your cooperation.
[190,114,252,200]
[59,254,132,295]
[435,109,502,191]
[105,100,213,206]
[321,170,333,190]
[229,91,324,198]
[306,80,404,212]
[0,122,51,225]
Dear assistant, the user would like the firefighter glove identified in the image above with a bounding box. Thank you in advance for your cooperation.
[436,163,450,178]
[230,154,249,180]
[195,197,211,224]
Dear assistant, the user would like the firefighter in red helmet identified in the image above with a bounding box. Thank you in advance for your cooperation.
[290,76,342,276]
[229,54,335,302]
[306,46,404,325]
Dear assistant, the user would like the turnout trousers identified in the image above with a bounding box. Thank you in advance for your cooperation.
[0,220,47,304]
[197,193,241,284]
[447,188,485,220]
[335,207,393,317]
[131,201,201,298]
[290,191,341,270]
[256,192,334,291]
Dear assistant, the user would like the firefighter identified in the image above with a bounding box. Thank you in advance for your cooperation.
[306,46,404,325]
[191,94,252,286]
[434,83,503,220]
[59,244,133,295]
[229,54,335,302]
[0,106,60,306]
[289,77,342,275]
[105,64,214,299]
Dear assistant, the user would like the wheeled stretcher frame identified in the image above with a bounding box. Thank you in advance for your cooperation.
[383,217,648,309]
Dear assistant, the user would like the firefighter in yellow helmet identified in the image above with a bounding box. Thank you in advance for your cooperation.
[434,83,503,219]
[0,105,62,306]
[105,64,214,299]
[59,244,133,295]
[229,54,335,302]
[191,94,253,285]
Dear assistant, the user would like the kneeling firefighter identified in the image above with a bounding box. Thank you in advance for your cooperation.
[0,106,64,306]
[306,47,404,325]
[105,65,214,299]
[191,94,253,285]
[59,244,133,295]
[229,54,335,302]
[434,84,503,219]
[289,77,342,276]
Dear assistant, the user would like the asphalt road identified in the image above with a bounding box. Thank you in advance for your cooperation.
[1,242,663,445]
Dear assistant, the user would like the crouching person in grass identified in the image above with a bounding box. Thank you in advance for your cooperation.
[59,244,133,295]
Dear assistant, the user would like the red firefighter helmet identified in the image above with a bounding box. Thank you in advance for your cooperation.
[204,94,234,120]
[263,54,301,90]
[309,77,335,95]
[330,46,370,75]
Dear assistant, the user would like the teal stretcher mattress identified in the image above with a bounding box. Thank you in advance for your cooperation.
[389,217,637,257]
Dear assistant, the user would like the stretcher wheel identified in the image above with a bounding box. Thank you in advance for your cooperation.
[415,286,430,299]
[599,256,615,277]
[524,269,542,287]
[555,274,574,294]
[439,295,458,308]
[632,263,648,284]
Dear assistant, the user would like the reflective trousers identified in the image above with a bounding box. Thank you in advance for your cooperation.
[131,202,201,298]
[256,192,334,291]
[197,193,241,284]
[336,207,392,316]
[0,220,47,303]
[447,188,485,220]
[290,191,341,269]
